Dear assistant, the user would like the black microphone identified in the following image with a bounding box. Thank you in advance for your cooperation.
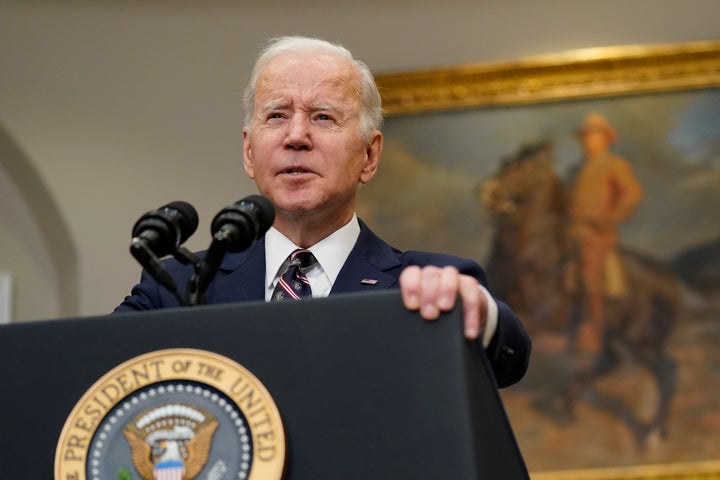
[131,201,199,258]
[130,201,199,303]
[187,195,274,305]
[210,195,275,252]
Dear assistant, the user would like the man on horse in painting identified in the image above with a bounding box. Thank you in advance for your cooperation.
[566,112,644,353]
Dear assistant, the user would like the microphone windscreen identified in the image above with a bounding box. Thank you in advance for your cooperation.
[238,195,275,237]
[162,201,199,243]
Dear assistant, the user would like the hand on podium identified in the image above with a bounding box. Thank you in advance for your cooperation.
[399,265,489,341]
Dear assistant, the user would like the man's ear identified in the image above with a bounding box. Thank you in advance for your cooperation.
[359,131,383,184]
[242,127,255,179]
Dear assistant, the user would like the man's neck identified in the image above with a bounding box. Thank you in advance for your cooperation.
[584,146,610,159]
[273,210,355,248]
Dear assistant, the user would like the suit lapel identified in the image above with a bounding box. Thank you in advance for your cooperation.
[330,220,403,294]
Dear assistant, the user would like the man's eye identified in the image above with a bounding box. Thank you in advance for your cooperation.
[267,113,284,120]
[315,114,333,121]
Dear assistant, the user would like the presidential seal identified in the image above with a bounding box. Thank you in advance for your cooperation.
[55,349,286,480]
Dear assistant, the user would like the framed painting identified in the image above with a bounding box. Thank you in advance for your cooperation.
[360,40,720,479]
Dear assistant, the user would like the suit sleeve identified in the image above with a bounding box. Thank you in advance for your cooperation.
[485,300,531,388]
[113,260,189,313]
[113,268,165,312]
[457,257,530,388]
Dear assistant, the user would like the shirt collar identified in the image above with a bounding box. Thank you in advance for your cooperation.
[264,214,361,289]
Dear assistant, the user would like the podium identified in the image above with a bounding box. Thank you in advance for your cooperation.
[0,291,528,479]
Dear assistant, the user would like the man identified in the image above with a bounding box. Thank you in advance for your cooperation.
[116,36,530,388]
[567,112,644,353]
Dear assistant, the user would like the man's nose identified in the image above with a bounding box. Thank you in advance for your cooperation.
[283,115,312,150]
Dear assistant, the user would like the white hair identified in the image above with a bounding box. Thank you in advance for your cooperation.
[243,36,383,142]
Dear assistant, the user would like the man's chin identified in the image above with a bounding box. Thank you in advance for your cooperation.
[272,200,321,218]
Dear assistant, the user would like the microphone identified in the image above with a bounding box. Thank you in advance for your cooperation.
[131,201,199,258]
[130,201,199,302]
[210,195,275,252]
[187,195,274,305]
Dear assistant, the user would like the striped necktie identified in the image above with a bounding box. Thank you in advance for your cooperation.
[271,249,317,301]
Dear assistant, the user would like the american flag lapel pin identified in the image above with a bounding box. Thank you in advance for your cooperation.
[360,278,379,285]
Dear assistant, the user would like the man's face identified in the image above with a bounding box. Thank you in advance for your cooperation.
[243,52,382,225]
[579,127,610,155]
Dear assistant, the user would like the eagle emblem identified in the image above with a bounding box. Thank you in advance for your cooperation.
[123,403,219,480]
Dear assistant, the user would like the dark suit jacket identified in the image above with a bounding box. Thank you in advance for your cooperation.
[115,220,530,387]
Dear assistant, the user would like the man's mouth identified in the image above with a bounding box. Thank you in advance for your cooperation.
[281,167,312,175]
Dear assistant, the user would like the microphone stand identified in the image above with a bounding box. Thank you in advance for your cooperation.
[130,239,186,306]
[185,230,231,307]
[130,240,202,308]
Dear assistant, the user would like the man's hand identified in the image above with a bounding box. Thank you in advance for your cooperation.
[399,265,487,340]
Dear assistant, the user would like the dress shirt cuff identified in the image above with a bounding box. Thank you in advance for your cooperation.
[478,284,498,348]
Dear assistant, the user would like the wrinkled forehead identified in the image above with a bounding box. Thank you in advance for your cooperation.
[254,52,363,108]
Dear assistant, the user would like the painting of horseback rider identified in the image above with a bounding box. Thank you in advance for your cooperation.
[359,84,720,470]
[478,115,681,449]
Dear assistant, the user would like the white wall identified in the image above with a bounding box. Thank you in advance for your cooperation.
[0,152,60,321]
[0,0,718,320]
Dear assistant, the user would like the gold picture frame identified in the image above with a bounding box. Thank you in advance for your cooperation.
[371,40,720,480]
[375,40,720,115]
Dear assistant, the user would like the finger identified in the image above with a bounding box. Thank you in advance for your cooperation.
[436,266,460,311]
[399,266,422,311]
[458,275,486,340]
[419,266,443,320]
